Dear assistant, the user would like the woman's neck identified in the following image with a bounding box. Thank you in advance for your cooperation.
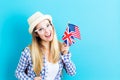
[41,41,53,62]
[41,41,50,54]
[43,42,50,49]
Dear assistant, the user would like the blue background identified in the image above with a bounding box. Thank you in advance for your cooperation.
[0,0,120,80]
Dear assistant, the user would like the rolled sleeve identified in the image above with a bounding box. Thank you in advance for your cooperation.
[61,52,76,76]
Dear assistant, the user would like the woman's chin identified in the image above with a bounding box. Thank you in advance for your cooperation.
[44,37,53,42]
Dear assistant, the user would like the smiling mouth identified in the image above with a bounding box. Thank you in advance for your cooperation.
[45,33,51,38]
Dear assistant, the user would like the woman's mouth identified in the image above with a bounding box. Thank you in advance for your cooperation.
[45,33,51,38]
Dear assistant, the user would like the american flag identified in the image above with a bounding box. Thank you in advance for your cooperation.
[62,23,81,46]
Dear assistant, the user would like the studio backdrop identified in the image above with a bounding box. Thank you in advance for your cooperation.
[0,0,120,80]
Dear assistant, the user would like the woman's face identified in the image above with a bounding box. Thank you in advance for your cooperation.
[35,19,53,42]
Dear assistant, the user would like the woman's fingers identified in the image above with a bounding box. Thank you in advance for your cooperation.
[63,42,66,46]
[61,43,69,55]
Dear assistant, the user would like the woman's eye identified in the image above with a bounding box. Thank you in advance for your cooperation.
[47,24,50,27]
[39,28,43,31]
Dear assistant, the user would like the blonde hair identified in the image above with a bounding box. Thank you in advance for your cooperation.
[29,21,61,76]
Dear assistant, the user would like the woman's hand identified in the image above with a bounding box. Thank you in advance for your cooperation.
[34,76,42,80]
[61,43,69,55]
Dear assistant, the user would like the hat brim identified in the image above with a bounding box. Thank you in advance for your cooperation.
[29,15,52,34]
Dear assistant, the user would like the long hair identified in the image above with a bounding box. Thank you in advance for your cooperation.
[29,20,61,76]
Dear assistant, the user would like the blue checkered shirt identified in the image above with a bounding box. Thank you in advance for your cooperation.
[15,47,76,80]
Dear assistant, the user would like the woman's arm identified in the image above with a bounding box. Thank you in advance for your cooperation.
[15,47,32,80]
[61,43,76,75]
[61,52,76,76]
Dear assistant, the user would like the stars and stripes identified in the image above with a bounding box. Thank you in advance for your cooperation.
[62,23,81,46]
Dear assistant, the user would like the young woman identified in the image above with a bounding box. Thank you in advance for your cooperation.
[15,11,76,80]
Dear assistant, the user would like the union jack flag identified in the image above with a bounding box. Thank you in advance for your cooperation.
[62,23,81,46]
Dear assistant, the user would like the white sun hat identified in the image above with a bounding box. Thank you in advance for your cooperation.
[27,11,52,34]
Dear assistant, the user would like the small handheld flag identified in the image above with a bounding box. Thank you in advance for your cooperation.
[62,23,81,46]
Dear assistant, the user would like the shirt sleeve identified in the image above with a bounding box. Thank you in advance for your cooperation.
[15,47,32,80]
[61,52,76,76]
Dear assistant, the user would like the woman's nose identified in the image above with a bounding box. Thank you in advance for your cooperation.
[44,28,49,33]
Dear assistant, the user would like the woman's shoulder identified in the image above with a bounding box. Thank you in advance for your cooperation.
[21,46,31,57]
[23,46,30,52]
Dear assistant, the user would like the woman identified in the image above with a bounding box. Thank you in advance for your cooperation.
[15,11,76,80]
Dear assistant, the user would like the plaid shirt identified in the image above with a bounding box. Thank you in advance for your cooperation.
[15,47,76,80]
